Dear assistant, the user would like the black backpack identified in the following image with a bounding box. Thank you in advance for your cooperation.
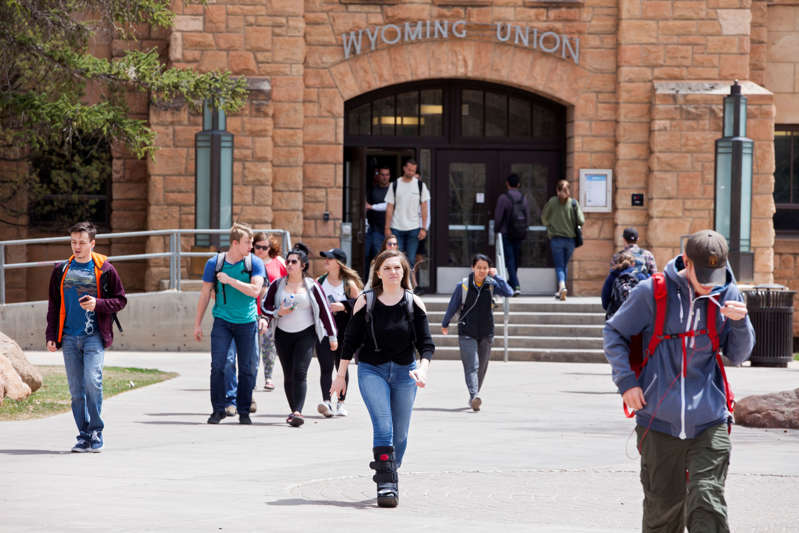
[505,191,528,240]
[214,252,253,304]
[605,271,641,320]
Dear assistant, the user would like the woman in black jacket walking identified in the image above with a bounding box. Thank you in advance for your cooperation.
[331,249,434,508]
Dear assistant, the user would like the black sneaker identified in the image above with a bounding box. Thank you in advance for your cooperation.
[207,411,225,424]
[289,413,304,427]
[239,414,252,425]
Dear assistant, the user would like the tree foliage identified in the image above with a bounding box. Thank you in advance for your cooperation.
[0,0,249,225]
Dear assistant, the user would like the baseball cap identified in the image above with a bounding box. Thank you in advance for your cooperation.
[320,248,347,263]
[622,227,638,242]
[685,230,728,286]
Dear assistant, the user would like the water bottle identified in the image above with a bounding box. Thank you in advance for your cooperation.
[282,293,295,310]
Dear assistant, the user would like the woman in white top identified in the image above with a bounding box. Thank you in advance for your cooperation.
[261,245,337,427]
[316,248,363,418]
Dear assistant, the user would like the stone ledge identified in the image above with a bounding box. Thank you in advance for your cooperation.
[653,80,772,96]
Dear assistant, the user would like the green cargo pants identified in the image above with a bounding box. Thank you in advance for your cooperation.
[636,423,731,533]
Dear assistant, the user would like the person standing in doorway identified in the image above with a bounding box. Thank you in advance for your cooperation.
[194,223,265,425]
[493,173,529,296]
[541,179,584,301]
[440,253,513,411]
[384,159,430,266]
[46,221,127,453]
[365,166,391,273]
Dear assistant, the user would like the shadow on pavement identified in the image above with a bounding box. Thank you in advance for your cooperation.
[267,498,375,509]
[413,407,471,413]
[561,390,618,395]
[137,420,286,427]
[0,449,69,455]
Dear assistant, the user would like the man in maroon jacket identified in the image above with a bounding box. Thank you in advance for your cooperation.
[46,221,127,453]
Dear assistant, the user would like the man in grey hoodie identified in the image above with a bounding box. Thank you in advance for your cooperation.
[604,230,755,533]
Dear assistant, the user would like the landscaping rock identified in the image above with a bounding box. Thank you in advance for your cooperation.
[0,353,31,402]
[735,389,799,429]
[0,331,42,393]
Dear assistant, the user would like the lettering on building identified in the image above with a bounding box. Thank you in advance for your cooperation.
[341,20,580,66]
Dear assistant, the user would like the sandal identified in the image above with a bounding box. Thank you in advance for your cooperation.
[289,413,304,427]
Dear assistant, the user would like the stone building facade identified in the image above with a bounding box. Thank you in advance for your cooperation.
[3,0,799,337]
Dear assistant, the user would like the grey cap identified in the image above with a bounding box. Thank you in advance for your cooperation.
[685,230,728,286]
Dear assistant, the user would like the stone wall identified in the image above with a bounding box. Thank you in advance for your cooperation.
[303,0,619,290]
[774,236,799,339]
[648,82,775,282]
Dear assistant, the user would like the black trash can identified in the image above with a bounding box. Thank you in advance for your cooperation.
[743,285,795,368]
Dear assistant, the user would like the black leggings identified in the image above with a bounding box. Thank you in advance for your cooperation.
[317,340,349,402]
[275,326,316,413]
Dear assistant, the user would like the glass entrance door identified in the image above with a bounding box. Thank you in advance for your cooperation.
[434,150,560,294]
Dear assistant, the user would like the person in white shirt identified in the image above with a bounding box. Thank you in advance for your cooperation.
[384,159,430,266]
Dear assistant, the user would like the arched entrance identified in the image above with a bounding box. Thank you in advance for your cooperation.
[343,79,566,293]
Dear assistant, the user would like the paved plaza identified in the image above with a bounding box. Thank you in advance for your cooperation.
[2,351,798,532]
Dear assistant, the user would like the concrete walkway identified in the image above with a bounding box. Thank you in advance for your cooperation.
[2,352,798,532]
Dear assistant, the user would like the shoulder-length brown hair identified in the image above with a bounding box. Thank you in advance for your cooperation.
[371,250,412,294]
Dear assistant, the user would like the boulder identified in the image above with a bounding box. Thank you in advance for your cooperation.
[0,331,42,393]
[735,389,799,429]
[0,353,31,401]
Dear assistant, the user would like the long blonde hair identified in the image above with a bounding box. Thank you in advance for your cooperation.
[370,250,412,295]
[335,260,364,295]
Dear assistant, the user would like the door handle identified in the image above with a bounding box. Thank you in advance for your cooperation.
[488,220,495,246]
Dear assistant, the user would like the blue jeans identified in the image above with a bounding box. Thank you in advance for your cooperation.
[393,228,420,266]
[364,228,385,272]
[62,334,105,441]
[358,361,418,466]
[502,234,522,290]
[210,318,257,414]
[550,236,576,286]
[224,329,260,407]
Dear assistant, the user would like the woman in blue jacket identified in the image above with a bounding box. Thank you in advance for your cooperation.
[441,254,513,411]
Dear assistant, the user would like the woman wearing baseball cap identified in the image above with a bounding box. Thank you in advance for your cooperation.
[316,248,363,417]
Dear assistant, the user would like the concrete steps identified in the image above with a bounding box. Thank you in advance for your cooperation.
[421,295,607,363]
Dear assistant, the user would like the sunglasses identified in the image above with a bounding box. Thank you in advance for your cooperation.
[387,242,398,247]
[286,259,300,265]
[253,244,269,251]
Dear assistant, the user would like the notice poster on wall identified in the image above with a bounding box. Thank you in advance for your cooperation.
[579,169,612,213]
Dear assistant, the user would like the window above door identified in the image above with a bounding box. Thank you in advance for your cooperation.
[345,79,565,148]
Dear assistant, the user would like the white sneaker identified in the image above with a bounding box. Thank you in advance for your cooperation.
[334,401,348,417]
[317,401,334,418]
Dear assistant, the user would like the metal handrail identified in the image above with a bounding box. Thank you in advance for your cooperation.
[495,232,511,362]
[0,228,291,304]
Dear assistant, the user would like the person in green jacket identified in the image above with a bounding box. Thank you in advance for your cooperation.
[541,179,585,301]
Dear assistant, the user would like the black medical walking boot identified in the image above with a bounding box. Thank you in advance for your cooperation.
[369,446,398,508]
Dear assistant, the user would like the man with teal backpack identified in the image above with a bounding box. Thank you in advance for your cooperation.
[194,223,265,425]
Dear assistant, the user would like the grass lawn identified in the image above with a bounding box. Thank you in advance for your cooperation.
[0,366,177,421]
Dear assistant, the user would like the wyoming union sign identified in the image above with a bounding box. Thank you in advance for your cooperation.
[341,20,580,65]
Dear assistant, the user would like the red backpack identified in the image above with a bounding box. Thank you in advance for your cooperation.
[623,273,734,422]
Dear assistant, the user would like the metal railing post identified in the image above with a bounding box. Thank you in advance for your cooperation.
[0,244,5,305]
[168,232,177,290]
[495,232,510,363]
[175,231,182,291]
